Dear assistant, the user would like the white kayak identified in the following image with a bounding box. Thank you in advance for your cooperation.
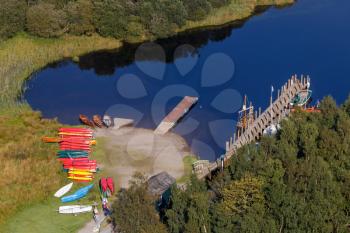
[54,182,73,198]
[59,205,93,214]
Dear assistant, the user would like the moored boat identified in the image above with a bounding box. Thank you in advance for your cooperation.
[290,90,312,107]
[79,115,95,128]
[93,115,104,128]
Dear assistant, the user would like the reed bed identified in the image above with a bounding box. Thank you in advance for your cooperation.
[0,107,65,224]
[181,0,294,31]
[0,34,121,107]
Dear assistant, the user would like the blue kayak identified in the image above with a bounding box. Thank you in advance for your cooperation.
[61,184,94,203]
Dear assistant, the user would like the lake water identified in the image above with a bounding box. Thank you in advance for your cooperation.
[25,0,350,161]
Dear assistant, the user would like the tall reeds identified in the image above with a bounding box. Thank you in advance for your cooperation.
[0,34,121,107]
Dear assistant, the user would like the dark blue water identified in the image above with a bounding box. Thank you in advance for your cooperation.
[25,0,350,161]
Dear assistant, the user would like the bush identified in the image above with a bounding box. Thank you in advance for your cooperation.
[208,0,230,8]
[65,0,95,35]
[0,0,27,40]
[26,3,67,38]
[93,0,128,39]
[138,0,187,38]
[182,0,212,21]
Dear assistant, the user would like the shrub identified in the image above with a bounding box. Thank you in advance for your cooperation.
[181,0,212,21]
[93,0,129,39]
[65,0,95,35]
[26,3,68,38]
[208,0,230,8]
[0,0,27,40]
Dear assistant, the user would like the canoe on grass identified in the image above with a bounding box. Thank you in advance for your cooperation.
[61,184,94,202]
[59,128,93,133]
[68,168,97,173]
[68,176,93,182]
[100,178,108,193]
[107,177,115,194]
[54,182,73,198]
[64,165,98,171]
[68,170,94,176]
[59,205,93,214]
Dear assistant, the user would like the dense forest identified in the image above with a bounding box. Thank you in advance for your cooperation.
[112,96,350,233]
[0,0,232,41]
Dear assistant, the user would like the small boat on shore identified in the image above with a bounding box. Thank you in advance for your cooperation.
[103,115,112,128]
[59,205,93,214]
[54,182,73,198]
[93,115,104,128]
[79,115,95,128]
[61,184,94,202]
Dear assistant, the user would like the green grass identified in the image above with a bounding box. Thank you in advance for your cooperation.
[177,155,198,184]
[0,198,91,233]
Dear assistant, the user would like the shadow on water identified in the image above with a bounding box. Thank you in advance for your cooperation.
[76,5,293,75]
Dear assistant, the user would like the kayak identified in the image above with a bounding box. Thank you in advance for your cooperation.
[100,178,108,193]
[59,205,92,214]
[59,128,93,132]
[64,165,97,170]
[59,132,93,137]
[79,115,95,128]
[106,177,115,194]
[68,170,93,176]
[68,168,97,173]
[54,182,73,198]
[62,160,97,165]
[61,184,94,202]
[68,176,93,182]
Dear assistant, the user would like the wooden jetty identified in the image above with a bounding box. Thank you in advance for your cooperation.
[154,96,198,135]
[194,75,310,179]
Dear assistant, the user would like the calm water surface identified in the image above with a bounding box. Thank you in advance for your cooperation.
[25,0,350,160]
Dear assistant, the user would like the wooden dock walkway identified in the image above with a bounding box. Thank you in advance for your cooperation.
[194,75,310,179]
[154,96,198,135]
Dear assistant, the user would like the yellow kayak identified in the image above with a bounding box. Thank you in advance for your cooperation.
[69,168,97,173]
[68,170,93,176]
[68,176,93,181]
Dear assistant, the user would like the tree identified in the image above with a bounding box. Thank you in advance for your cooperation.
[93,0,129,39]
[112,173,167,233]
[65,0,95,35]
[26,3,67,37]
[0,0,27,40]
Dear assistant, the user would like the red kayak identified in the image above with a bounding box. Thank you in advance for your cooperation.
[62,161,97,166]
[100,178,108,192]
[59,128,93,132]
[107,177,115,194]
[58,158,89,162]
[64,165,97,170]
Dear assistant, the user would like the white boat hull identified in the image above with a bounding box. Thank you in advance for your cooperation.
[54,182,73,198]
[59,205,93,214]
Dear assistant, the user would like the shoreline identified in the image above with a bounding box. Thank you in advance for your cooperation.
[0,0,294,108]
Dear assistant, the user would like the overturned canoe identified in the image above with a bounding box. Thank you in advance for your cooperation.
[54,182,73,198]
[59,205,92,214]
[107,177,115,194]
[61,184,94,202]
